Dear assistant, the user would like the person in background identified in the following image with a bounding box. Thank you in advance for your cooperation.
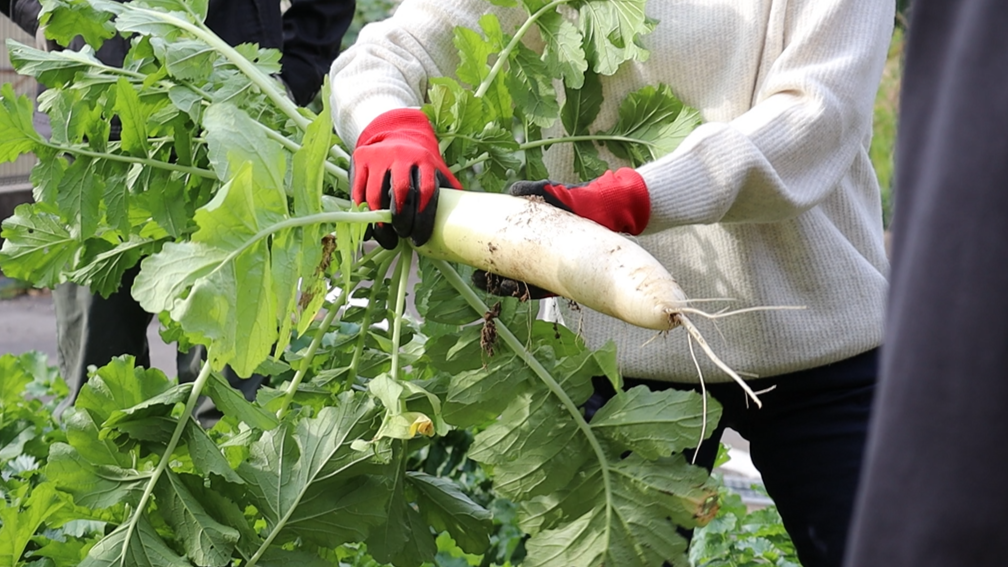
[843,2,1008,566]
[1,0,357,425]
[329,1,892,565]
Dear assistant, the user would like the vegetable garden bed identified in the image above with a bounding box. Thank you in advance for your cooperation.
[0,1,741,565]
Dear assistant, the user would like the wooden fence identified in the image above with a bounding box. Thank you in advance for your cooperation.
[1,15,37,193]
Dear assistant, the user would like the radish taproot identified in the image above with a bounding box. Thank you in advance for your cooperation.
[414,188,764,405]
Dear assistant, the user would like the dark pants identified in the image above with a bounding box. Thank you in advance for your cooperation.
[53,266,266,426]
[584,349,878,567]
[843,3,1008,566]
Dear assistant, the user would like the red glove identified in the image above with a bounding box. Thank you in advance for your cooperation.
[507,168,650,235]
[351,108,461,248]
[472,168,651,300]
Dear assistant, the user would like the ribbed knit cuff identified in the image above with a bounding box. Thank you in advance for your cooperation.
[636,122,738,232]
[357,108,437,148]
[337,97,424,148]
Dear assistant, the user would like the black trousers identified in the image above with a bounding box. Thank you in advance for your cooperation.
[584,349,878,567]
[843,3,1008,566]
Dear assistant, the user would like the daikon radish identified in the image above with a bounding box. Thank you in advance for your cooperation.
[416,189,686,330]
[415,188,764,405]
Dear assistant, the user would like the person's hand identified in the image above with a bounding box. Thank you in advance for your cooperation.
[471,270,557,301]
[350,108,461,249]
[473,167,651,299]
[507,167,650,235]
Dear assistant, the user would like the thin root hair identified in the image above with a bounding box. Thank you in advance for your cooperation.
[673,304,806,320]
[687,334,708,465]
[641,329,669,348]
[675,313,762,409]
[744,384,777,409]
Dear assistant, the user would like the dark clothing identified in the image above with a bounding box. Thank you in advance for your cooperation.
[1,0,354,105]
[54,268,154,390]
[585,349,878,567]
[843,3,1008,567]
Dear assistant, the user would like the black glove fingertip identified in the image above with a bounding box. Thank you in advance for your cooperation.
[411,183,438,247]
[507,180,572,212]
[507,179,546,198]
[472,269,490,292]
[391,165,420,241]
[472,270,556,300]
[371,223,400,250]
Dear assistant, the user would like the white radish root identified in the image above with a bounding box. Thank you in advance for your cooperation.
[414,188,767,407]
[416,189,689,330]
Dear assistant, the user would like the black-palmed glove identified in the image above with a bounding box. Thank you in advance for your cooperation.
[350,108,462,249]
[471,270,557,300]
[473,168,651,299]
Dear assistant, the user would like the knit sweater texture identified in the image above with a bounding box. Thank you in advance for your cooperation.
[329,0,894,383]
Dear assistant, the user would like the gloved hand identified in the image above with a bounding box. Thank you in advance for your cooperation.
[350,108,462,249]
[471,270,556,300]
[473,167,651,299]
[507,167,650,235]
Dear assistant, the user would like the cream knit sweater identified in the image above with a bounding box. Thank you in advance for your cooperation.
[330,0,894,384]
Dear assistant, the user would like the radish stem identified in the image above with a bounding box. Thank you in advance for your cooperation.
[390,245,413,381]
[118,360,213,566]
[474,0,570,99]
[275,290,349,419]
[344,252,398,392]
[431,259,617,553]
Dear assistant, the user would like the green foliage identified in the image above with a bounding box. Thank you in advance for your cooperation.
[0,1,719,566]
[341,0,399,52]
[0,83,44,162]
[0,353,73,566]
[427,2,698,189]
[870,26,904,229]
[689,486,800,567]
[575,0,653,76]
[1,0,315,296]
[602,84,701,167]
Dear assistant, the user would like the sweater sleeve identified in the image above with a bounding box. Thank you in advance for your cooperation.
[328,0,523,147]
[637,0,894,231]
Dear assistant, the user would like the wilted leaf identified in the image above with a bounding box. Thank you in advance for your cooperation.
[37,0,116,48]
[538,10,586,89]
[578,0,654,76]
